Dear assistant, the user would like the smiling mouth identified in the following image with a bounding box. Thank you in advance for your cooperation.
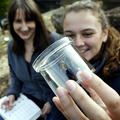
[21,32,29,35]
[79,49,90,55]
[79,49,86,53]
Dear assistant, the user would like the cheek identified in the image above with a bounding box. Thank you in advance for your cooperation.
[13,23,20,31]
[88,35,103,48]
[91,37,103,54]
[28,23,36,30]
[85,37,102,57]
[85,38,95,48]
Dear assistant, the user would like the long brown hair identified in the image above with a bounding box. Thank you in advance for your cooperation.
[64,1,120,76]
[8,0,50,56]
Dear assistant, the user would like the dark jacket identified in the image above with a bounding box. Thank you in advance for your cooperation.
[93,52,120,94]
[7,32,66,120]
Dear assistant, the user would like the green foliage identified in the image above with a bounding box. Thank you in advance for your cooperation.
[0,40,8,47]
[0,0,13,17]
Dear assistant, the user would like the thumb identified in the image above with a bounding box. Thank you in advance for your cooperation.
[42,103,48,115]
[42,102,51,115]
[8,95,15,105]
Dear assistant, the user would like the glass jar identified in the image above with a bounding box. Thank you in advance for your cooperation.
[33,37,95,95]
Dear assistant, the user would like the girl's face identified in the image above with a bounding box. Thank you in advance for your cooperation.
[64,11,108,61]
[13,9,36,42]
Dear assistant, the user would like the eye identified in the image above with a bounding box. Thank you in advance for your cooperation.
[82,32,94,38]
[26,18,34,22]
[14,19,21,23]
[65,33,76,39]
[25,16,34,22]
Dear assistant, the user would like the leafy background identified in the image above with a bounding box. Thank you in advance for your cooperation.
[0,0,12,17]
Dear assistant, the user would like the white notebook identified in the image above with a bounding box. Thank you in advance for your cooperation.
[0,94,42,120]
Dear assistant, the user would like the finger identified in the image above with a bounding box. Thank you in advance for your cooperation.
[1,101,9,109]
[52,97,63,111]
[45,102,51,114]
[53,97,71,120]
[6,97,14,111]
[42,104,47,115]
[66,80,111,120]
[77,71,120,117]
[7,105,14,111]
[8,96,15,105]
[56,87,89,120]
[81,83,106,110]
[88,88,106,108]
[1,98,10,111]
[86,87,109,114]
[3,103,13,111]
[2,103,10,111]
[1,97,9,109]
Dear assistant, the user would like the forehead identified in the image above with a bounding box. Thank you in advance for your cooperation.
[64,11,101,32]
[15,8,25,19]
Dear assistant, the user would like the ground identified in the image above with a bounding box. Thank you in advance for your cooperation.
[0,31,10,97]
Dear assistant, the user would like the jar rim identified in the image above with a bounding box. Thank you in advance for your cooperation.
[32,37,73,72]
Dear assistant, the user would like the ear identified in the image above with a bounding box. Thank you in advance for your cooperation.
[102,27,108,43]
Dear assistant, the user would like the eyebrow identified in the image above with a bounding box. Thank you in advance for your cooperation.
[64,30,73,33]
[64,28,95,32]
[82,28,94,32]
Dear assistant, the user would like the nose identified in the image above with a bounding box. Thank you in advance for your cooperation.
[21,22,28,31]
[74,35,84,47]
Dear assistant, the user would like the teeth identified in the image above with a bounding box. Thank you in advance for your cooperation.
[80,50,86,53]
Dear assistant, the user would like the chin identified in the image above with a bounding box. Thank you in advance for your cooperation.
[84,55,91,61]
[21,36,30,40]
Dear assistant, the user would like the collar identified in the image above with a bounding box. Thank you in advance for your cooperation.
[93,52,108,74]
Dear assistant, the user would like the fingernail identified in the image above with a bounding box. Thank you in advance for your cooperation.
[76,71,83,83]
[77,70,92,81]
[82,70,92,80]
[57,87,65,98]
[66,80,76,92]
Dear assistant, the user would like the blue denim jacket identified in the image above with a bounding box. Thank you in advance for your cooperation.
[6,32,66,120]
[0,116,3,120]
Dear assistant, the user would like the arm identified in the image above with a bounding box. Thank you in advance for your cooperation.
[6,64,23,98]
[6,41,22,98]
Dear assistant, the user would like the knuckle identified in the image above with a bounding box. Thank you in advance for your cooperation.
[77,92,86,101]
[108,97,120,110]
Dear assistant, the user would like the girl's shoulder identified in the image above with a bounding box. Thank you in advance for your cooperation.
[51,31,62,43]
[8,39,13,46]
[8,40,13,51]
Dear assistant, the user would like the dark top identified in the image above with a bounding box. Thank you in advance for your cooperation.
[6,32,66,120]
[93,52,120,94]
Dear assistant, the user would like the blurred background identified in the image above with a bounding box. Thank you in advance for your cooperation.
[0,0,120,98]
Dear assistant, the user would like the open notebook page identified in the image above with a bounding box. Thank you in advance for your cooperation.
[0,94,41,120]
